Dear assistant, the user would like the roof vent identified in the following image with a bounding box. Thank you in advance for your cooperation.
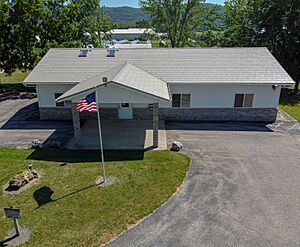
[102,77,108,82]
[107,48,118,57]
[79,49,89,57]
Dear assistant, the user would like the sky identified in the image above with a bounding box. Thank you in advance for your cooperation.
[101,0,225,8]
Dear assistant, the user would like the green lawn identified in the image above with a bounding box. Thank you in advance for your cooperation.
[0,70,30,84]
[0,148,190,247]
[279,85,300,121]
[0,70,34,93]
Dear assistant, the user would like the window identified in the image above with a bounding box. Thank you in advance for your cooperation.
[244,94,254,107]
[55,93,64,107]
[234,94,254,108]
[172,94,191,108]
[182,94,191,107]
[172,94,181,107]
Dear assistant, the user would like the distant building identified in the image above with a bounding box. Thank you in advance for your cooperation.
[113,43,152,49]
[110,28,155,40]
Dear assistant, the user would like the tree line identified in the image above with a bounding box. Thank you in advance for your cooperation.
[0,0,299,91]
[0,0,112,74]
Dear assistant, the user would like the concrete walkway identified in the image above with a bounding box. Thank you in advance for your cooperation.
[106,118,300,246]
[65,119,167,150]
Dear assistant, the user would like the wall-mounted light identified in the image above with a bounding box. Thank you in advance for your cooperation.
[272,85,278,90]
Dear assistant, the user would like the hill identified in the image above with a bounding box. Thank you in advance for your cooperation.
[105,4,224,24]
[105,6,149,24]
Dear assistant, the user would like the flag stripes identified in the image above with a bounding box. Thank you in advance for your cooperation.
[76,92,97,112]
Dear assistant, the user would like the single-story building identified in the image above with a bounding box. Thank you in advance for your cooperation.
[24,47,294,147]
[109,28,155,41]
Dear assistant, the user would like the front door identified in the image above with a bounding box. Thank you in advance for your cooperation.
[118,103,133,119]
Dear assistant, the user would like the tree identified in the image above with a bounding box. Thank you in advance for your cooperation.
[250,0,300,92]
[0,0,10,69]
[223,0,300,92]
[0,0,113,74]
[222,0,255,46]
[140,0,204,47]
[0,0,46,73]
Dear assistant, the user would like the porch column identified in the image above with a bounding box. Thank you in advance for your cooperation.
[71,103,81,147]
[153,103,159,148]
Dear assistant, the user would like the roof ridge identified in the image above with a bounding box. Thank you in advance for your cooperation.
[111,62,131,81]
[79,62,126,85]
[113,62,168,85]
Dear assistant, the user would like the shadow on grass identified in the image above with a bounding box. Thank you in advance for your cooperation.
[0,83,35,93]
[33,186,54,207]
[27,148,145,162]
[0,234,19,247]
[33,184,97,209]
[280,88,300,106]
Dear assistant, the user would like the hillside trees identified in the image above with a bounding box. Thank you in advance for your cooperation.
[0,0,112,74]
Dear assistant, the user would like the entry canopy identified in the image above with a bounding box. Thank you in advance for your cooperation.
[56,62,171,103]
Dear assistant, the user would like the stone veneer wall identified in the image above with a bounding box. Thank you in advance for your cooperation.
[134,108,278,123]
[40,107,278,123]
[39,107,118,120]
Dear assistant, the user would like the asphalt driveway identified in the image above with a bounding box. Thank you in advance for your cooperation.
[0,94,73,148]
[107,117,300,246]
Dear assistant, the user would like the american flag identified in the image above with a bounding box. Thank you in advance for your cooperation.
[76,92,97,112]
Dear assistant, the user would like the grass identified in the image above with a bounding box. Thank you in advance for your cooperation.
[279,85,300,121]
[0,70,30,84]
[0,70,34,93]
[0,148,190,247]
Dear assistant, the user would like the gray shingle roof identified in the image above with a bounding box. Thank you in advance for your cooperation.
[24,47,294,85]
[57,62,170,102]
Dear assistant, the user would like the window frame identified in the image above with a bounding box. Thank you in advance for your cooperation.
[172,94,181,108]
[234,93,254,108]
[172,93,191,108]
[55,93,65,107]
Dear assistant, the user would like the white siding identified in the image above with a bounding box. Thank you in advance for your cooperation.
[160,84,281,108]
[36,84,75,107]
[71,83,162,104]
[37,83,281,109]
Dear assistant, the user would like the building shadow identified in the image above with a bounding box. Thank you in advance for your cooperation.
[166,121,273,132]
[27,148,144,162]
[0,84,35,99]
[0,100,74,148]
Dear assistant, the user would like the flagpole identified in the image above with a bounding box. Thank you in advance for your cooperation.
[95,87,106,183]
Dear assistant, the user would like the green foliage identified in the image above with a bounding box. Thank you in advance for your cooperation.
[105,6,150,23]
[222,0,300,91]
[0,0,112,74]
[140,0,205,47]
[279,86,300,121]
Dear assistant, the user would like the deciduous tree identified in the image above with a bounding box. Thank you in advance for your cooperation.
[140,0,204,47]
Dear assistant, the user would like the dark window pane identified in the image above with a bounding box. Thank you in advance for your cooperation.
[55,93,64,107]
[244,94,254,107]
[172,94,181,107]
[182,94,191,107]
[234,94,244,107]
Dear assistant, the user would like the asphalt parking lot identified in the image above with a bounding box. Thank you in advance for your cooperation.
[107,117,300,246]
[0,96,73,148]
